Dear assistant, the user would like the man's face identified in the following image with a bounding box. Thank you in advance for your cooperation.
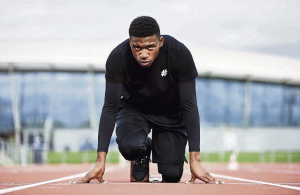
[129,35,164,68]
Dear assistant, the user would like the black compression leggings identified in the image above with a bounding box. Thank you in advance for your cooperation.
[116,123,183,183]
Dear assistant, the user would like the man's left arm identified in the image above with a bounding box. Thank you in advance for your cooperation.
[179,80,224,184]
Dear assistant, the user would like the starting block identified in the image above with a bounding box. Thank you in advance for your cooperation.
[130,161,163,182]
[149,174,162,183]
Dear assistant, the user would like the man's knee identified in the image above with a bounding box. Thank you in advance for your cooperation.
[117,126,148,161]
[158,163,183,183]
[118,137,145,160]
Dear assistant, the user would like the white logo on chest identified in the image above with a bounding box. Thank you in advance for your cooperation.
[161,69,168,77]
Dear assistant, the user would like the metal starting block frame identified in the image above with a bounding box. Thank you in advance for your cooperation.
[149,174,162,183]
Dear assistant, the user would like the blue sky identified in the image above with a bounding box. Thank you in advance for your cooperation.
[0,0,299,59]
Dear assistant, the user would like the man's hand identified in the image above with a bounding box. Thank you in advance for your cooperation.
[187,151,224,184]
[70,152,107,184]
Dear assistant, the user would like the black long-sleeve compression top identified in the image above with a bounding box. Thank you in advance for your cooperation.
[97,80,200,153]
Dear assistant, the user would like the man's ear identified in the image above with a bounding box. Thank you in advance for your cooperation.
[159,36,164,47]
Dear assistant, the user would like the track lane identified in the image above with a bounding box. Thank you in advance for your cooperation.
[0,163,300,195]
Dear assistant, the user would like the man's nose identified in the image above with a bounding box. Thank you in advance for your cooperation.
[139,50,149,58]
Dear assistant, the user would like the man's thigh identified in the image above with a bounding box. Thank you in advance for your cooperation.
[116,107,152,160]
[152,126,187,165]
[116,107,151,141]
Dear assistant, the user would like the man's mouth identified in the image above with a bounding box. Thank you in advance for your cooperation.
[140,61,151,67]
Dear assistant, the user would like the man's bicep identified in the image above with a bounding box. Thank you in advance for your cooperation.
[105,52,124,83]
[104,81,123,105]
[178,79,197,105]
[176,47,198,83]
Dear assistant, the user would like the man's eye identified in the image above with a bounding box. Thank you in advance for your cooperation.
[148,46,153,49]
[135,47,140,50]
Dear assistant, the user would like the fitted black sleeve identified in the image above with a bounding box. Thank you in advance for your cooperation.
[176,45,198,83]
[178,80,200,152]
[97,81,122,153]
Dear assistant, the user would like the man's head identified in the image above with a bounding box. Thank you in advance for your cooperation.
[129,16,160,38]
[129,16,164,68]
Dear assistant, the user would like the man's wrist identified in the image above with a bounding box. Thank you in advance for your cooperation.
[96,151,107,164]
[189,151,201,162]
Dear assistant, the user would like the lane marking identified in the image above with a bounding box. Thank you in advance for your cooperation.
[0,172,86,195]
[243,167,300,175]
[211,173,300,191]
[0,166,120,195]
[106,182,300,186]
[224,183,300,186]
[3,182,299,186]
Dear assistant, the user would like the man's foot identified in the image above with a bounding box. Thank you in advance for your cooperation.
[132,138,151,181]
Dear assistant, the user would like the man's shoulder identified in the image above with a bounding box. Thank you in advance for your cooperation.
[106,39,131,71]
[162,35,187,51]
[110,39,131,57]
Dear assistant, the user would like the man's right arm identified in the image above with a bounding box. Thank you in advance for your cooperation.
[72,81,122,184]
[97,81,123,153]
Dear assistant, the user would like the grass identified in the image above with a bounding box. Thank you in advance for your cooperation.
[47,151,300,164]
[47,151,119,164]
[195,151,300,163]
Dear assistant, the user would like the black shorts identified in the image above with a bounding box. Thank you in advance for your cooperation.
[116,107,187,165]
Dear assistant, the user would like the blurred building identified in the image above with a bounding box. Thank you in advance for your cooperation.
[0,41,300,152]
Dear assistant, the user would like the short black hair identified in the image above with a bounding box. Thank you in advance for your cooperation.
[129,16,160,38]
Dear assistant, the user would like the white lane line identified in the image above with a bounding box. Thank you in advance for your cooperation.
[211,173,300,191]
[244,167,300,175]
[0,166,120,195]
[0,172,86,195]
[223,183,300,186]
[95,182,300,185]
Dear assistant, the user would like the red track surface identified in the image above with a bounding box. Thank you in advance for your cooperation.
[1,163,300,195]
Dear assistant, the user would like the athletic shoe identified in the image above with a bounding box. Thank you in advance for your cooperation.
[132,138,151,181]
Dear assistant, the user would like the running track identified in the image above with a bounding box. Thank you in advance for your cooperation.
[0,163,300,195]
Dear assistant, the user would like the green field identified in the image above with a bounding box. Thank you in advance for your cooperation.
[47,151,300,164]
[187,151,300,163]
[47,151,119,164]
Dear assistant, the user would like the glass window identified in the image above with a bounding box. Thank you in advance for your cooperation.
[196,78,211,127]
[0,74,14,131]
[95,73,106,119]
[21,73,51,128]
[1,72,300,132]
[250,82,267,126]
[227,81,244,127]
[51,73,90,128]
[284,86,300,126]
[197,78,245,127]
[265,84,283,126]
[209,79,228,126]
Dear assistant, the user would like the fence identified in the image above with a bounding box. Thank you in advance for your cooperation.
[0,138,124,166]
[0,138,44,166]
[1,144,300,166]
